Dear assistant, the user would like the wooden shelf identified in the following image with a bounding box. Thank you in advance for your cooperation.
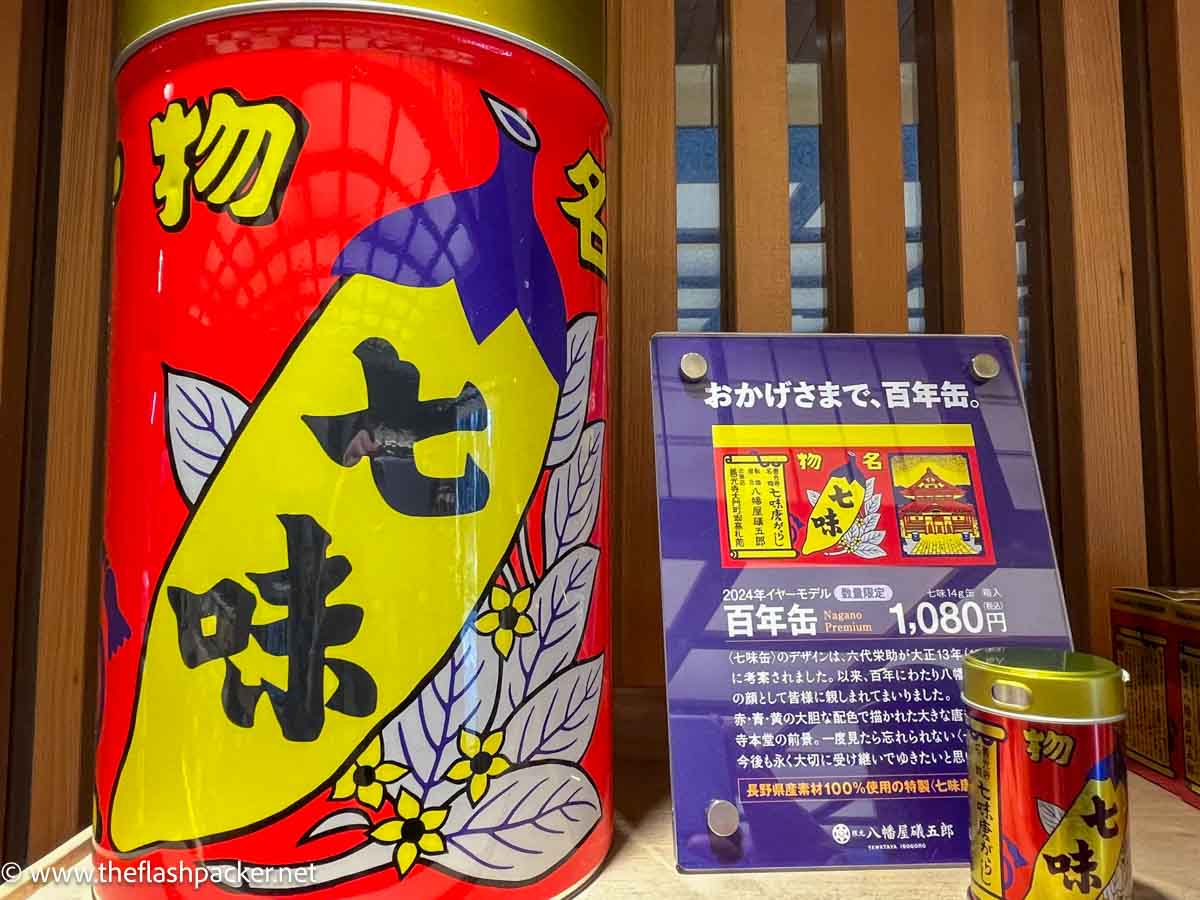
[5,766,1198,898]
[600,764,1194,898]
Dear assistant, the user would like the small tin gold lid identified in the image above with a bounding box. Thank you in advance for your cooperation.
[115,1,606,96]
[963,647,1126,724]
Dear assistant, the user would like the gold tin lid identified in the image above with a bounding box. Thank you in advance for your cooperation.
[115,1,606,97]
[963,647,1126,724]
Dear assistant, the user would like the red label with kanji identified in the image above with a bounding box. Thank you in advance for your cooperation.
[967,708,1130,899]
[713,425,995,568]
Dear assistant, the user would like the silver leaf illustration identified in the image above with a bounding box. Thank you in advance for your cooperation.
[865,477,876,494]
[1100,841,1132,899]
[502,656,603,765]
[381,619,500,803]
[498,547,598,721]
[545,316,597,468]
[1037,799,1066,836]
[300,809,372,844]
[544,422,604,564]
[867,493,882,515]
[439,763,601,884]
[806,489,821,506]
[866,529,887,544]
[855,544,887,559]
[862,513,880,530]
[165,367,248,505]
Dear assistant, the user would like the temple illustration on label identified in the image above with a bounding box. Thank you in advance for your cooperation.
[891,454,985,558]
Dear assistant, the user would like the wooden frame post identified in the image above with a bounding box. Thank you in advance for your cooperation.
[1140,0,1200,585]
[722,0,791,332]
[1039,0,1146,655]
[612,0,677,688]
[25,0,112,860]
[927,0,1019,349]
[1119,0,1174,584]
[0,0,49,860]
[820,0,908,333]
[1013,0,1061,550]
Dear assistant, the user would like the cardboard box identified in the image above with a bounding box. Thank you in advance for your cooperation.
[1112,588,1177,791]
[1111,587,1200,808]
[1171,595,1200,808]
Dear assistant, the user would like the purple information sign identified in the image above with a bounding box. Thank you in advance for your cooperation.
[650,333,1071,872]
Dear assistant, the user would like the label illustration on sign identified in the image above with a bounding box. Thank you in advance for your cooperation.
[104,90,608,891]
[714,424,995,568]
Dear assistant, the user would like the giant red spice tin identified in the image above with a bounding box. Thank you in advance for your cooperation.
[97,3,611,896]
[964,649,1130,900]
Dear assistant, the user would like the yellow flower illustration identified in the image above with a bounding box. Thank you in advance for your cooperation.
[369,790,449,877]
[331,737,407,810]
[445,728,511,804]
[473,585,535,658]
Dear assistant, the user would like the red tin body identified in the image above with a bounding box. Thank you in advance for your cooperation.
[966,707,1130,900]
[97,8,611,897]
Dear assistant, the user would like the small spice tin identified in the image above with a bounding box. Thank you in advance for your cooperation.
[963,647,1130,899]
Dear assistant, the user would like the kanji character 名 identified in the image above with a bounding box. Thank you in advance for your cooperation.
[150,89,307,230]
[167,513,377,742]
[1081,794,1120,838]
[558,148,607,277]
[1042,839,1101,893]
[813,508,843,537]
[303,337,490,517]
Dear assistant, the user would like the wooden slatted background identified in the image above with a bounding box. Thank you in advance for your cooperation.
[609,0,1150,682]
[925,0,1020,348]
[723,0,791,332]
[0,0,50,863]
[820,0,908,332]
[24,0,112,861]
[1137,0,1200,587]
[1040,0,1145,656]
